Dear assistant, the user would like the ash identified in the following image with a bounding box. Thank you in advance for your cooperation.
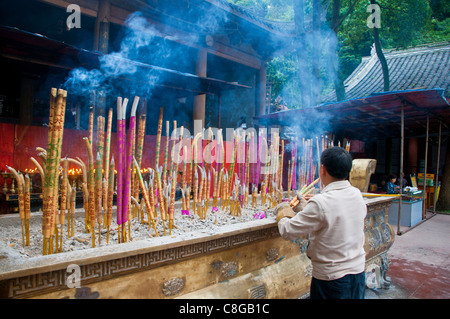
[0,205,276,258]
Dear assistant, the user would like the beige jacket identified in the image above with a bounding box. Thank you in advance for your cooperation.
[278,180,367,281]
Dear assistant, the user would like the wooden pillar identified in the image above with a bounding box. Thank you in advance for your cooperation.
[423,115,429,219]
[407,137,418,174]
[94,0,110,54]
[397,102,404,235]
[19,75,34,125]
[434,120,442,213]
[193,48,207,128]
[255,63,267,117]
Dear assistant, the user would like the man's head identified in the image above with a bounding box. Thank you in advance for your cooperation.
[320,147,353,183]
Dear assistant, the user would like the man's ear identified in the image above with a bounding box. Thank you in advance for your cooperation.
[319,164,325,177]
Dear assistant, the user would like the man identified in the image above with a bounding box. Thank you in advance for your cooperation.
[277,147,367,299]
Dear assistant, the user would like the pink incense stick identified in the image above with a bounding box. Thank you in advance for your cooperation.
[116,97,128,225]
[116,97,123,225]
[256,129,262,186]
[122,96,139,225]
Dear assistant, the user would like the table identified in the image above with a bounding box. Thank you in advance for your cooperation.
[418,186,437,208]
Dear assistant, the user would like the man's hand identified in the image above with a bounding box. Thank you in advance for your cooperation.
[275,202,296,223]
[292,191,307,213]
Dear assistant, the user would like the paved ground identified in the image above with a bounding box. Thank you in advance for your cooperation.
[365,212,450,299]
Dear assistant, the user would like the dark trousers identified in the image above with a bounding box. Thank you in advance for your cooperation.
[310,272,366,299]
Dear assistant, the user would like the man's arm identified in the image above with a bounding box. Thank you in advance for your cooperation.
[278,200,323,241]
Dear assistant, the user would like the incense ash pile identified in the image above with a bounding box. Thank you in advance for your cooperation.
[1,204,276,259]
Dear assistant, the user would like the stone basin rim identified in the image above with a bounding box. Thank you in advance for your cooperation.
[0,217,277,281]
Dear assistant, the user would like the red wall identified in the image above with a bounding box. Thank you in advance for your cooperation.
[0,122,169,178]
[0,123,267,189]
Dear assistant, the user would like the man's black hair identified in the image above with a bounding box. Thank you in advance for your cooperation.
[320,146,353,179]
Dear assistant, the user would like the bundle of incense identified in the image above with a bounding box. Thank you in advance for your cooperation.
[83,137,96,247]
[289,178,320,207]
[103,108,113,226]
[42,88,67,255]
[123,96,139,240]
[116,97,128,234]
[133,157,158,236]
[7,166,26,247]
[106,156,115,243]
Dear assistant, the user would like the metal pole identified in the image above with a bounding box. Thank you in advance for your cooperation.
[434,120,442,213]
[423,115,429,219]
[397,102,404,235]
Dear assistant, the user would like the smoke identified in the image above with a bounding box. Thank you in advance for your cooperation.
[64,13,153,98]
[264,0,340,142]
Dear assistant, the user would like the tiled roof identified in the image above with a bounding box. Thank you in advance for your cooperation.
[322,42,450,103]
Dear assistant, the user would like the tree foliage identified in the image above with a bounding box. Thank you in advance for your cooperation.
[227,0,449,108]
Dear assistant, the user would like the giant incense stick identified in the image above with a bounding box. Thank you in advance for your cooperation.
[106,156,115,243]
[96,116,105,243]
[42,88,67,255]
[133,157,158,236]
[123,96,139,239]
[103,108,113,225]
[155,107,163,170]
[116,97,126,228]
[24,174,31,246]
[134,113,146,200]
[163,120,170,183]
[95,151,102,244]
[83,137,96,247]
[7,166,25,247]
[60,158,68,250]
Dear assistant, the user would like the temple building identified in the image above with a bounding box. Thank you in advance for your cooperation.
[0,0,293,172]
